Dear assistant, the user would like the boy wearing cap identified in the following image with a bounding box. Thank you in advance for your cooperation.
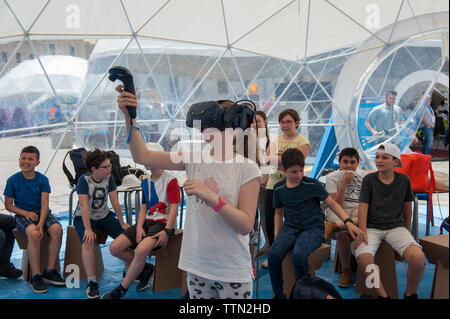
[102,143,180,299]
[353,143,425,299]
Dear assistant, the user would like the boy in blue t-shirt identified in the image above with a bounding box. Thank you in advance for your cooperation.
[268,148,363,299]
[4,146,65,293]
[73,149,130,299]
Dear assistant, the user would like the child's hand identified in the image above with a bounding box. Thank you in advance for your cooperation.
[151,230,169,249]
[341,171,354,185]
[353,231,368,250]
[25,211,39,222]
[120,222,131,231]
[136,226,145,244]
[35,223,43,239]
[345,222,364,240]
[183,178,219,205]
[83,229,97,244]
[115,85,137,117]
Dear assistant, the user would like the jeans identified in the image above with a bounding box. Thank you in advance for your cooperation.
[0,214,16,264]
[264,189,275,245]
[422,126,434,155]
[268,225,324,298]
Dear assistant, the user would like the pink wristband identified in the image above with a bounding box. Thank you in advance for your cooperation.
[212,196,226,211]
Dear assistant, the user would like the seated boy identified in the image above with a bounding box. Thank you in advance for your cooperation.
[4,146,65,293]
[268,148,363,299]
[353,143,425,299]
[73,149,130,299]
[102,143,180,299]
[0,213,23,279]
[325,147,368,287]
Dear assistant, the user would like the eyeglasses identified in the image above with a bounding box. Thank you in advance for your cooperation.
[98,164,112,169]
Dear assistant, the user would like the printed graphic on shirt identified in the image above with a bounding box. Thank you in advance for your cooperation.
[344,174,364,204]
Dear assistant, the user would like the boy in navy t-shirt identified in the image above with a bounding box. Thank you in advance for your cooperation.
[4,146,65,293]
[73,149,130,298]
[268,148,363,298]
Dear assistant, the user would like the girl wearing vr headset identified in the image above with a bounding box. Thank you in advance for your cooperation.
[116,86,261,299]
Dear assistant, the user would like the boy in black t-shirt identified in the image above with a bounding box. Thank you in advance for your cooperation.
[353,143,425,299]
[268,148,363,299]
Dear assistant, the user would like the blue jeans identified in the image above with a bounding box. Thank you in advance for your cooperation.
[268,225,324,298]
[422,126,434,155]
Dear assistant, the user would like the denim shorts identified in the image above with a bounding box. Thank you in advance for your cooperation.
[73,211,124,243]
[15,211,60,234]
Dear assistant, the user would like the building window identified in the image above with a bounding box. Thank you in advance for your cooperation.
[69,45,75,56]
[16,53,21,64]
[49,44,56,55]
[1,51,7,63]
[29,54,34,60]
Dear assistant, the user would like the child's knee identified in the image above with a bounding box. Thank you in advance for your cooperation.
[82,241,94,250]
[48,224,62,239]
[404,246,426,268]
[26,228,41,243]
[109,240,124,256]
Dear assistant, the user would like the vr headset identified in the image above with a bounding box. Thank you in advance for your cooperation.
[186,100,256,131]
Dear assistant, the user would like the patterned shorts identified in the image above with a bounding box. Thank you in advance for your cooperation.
[187,272,253,299]
[15,211,60,234]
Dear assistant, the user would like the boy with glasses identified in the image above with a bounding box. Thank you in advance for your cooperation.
[73,149,130,298]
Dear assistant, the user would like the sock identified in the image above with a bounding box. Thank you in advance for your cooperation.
[88,276,97,283]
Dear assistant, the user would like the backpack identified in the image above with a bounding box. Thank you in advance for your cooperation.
[108,150,127,186]
[290,275,342,299]
[62,147,89,187]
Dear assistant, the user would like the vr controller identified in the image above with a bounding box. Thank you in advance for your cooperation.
[186,100,256,131]
[108,66,137,119]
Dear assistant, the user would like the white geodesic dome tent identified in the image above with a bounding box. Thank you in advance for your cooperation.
[0,0,448,214]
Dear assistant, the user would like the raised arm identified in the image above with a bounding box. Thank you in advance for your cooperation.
[116,85,185,171]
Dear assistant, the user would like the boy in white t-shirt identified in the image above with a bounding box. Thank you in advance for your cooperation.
[102,143,180,299]
[325,147,368,288]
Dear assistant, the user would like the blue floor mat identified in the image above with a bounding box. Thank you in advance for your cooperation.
[0,209,447,299]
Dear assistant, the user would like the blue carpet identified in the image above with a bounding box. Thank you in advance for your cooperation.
[0,205,447,299]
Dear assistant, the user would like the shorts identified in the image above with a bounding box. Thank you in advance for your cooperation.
[326,206,358,223]
[73,211,124,243]
[352,227,422,258]
[326,206,358,237]
[122,219,166,249]
[15,211,60,234]
[187,272,253,299]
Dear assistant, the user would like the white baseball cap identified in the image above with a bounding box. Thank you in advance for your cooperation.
[117,174,141,191]
[376,143,402,167]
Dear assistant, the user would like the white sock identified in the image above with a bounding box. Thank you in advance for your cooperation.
[88,276,97,283]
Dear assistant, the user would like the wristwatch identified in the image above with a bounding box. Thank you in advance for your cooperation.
[343,218,354,225]
[163,228,175,236]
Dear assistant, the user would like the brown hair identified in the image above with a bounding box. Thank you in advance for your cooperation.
[20,145,40,160]
[278,108,300,128]
[83,149,111,172]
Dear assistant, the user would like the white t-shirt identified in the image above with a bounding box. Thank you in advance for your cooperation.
[178,153,262,283]
[325,169,367,209]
